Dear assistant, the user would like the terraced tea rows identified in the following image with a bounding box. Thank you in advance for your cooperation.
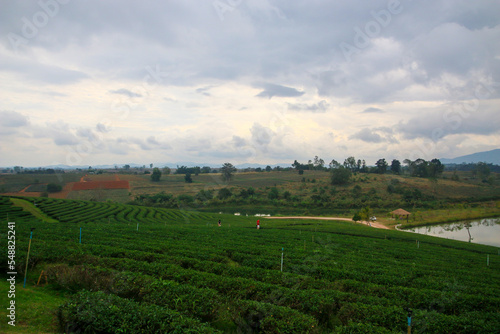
[1,195,499,333]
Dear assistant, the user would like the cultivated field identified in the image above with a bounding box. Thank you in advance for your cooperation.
[1,195,499,333]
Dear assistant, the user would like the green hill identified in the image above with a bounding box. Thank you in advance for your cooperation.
[0,195,499,333]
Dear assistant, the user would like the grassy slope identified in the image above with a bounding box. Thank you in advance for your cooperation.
[0,281,67,333]
[10,198,58,223]
[126,169,500,199]
[2,170,500,227]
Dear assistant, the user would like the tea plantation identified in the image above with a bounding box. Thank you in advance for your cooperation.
[1,195,499,333]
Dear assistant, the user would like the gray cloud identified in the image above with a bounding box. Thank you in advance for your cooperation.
[0,110,29,127]
[0,56,88,85]
[396,103,500,141]
[362,107,384,113]
[110,88,142,98]
[287,100,329,113]
[195,86,213,96]
[256,83,305,99]
[251,123,274,146]
[96,123,111,133]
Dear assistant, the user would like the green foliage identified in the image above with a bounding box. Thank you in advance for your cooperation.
[391,159,401,175]
[375,158,388,174]
[1,195,499,333]
[473,162,491,180]
[151,167,162,182]
[58,290,219,333]
[351,185,362,197]
[221,163,236,182]
[268,187,279,200]
[176,166,201,175]
[331,167,352,185]
[218,187,232,200]
[47,183,62,193]
[185,173,193,183]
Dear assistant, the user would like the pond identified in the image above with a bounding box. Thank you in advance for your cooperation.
[403,217,500,247]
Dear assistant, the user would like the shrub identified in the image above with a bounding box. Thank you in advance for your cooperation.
[47,183,62,193]
[58,290,220,333]
[218,188,232,200]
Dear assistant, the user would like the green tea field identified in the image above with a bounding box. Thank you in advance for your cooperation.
[1,195,499,333]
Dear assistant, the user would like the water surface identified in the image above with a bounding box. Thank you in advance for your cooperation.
[404,218,500,247]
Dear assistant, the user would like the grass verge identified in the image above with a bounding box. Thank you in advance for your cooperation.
[10,198,58,223]
[0,280,68,333]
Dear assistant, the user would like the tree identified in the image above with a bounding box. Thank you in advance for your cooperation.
[313,156,325,170]
[473,162,490,180]
[403,159,413,175]
[151,167,162,182]
[331,166,352,185]
[427,158,444,178]
[124,164,130,170]
[413,158,428,177]
[329,159,340,169]
[184,173,193,183]
[221,163,237,182]
[343,156,357,172]
[265,165,272,172]
[162,167,171,175]
[375,158,388,174]
[390,159,401,175]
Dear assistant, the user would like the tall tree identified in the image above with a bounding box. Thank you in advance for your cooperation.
[375,158,388,174]
[403,159,413,175]
[390,159,401,175]
[151,167,162,182]
[343,156,357,172]
[473,162,490,180]
[413,158,429,177]
[313,156,325,170]
[221,162,237,182]
[427,158,444,178]
[329,159,340,169]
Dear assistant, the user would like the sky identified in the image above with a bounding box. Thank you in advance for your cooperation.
[1,0,499,168]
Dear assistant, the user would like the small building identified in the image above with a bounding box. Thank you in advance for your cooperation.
[391,208,411,222]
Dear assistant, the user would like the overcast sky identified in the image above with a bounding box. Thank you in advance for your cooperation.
[1,0,499,167]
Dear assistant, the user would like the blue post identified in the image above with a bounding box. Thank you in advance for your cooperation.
[23,229,35,288]
[406,308,412,334]
[79,227,82,244]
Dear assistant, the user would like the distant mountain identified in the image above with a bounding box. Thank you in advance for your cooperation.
[441,149,500,165]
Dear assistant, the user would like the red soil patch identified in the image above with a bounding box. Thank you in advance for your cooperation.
[72,180,130,191]
[51,182,75,199]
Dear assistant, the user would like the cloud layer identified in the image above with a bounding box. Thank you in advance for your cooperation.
[1,0,499,167]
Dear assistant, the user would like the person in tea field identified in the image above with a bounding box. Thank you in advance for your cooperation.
[256,219,260,229]
[218,219,221,227]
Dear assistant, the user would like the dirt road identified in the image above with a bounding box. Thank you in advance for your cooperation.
[265,216,390,229]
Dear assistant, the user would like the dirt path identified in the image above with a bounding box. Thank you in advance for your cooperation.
[265,216,390,229]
